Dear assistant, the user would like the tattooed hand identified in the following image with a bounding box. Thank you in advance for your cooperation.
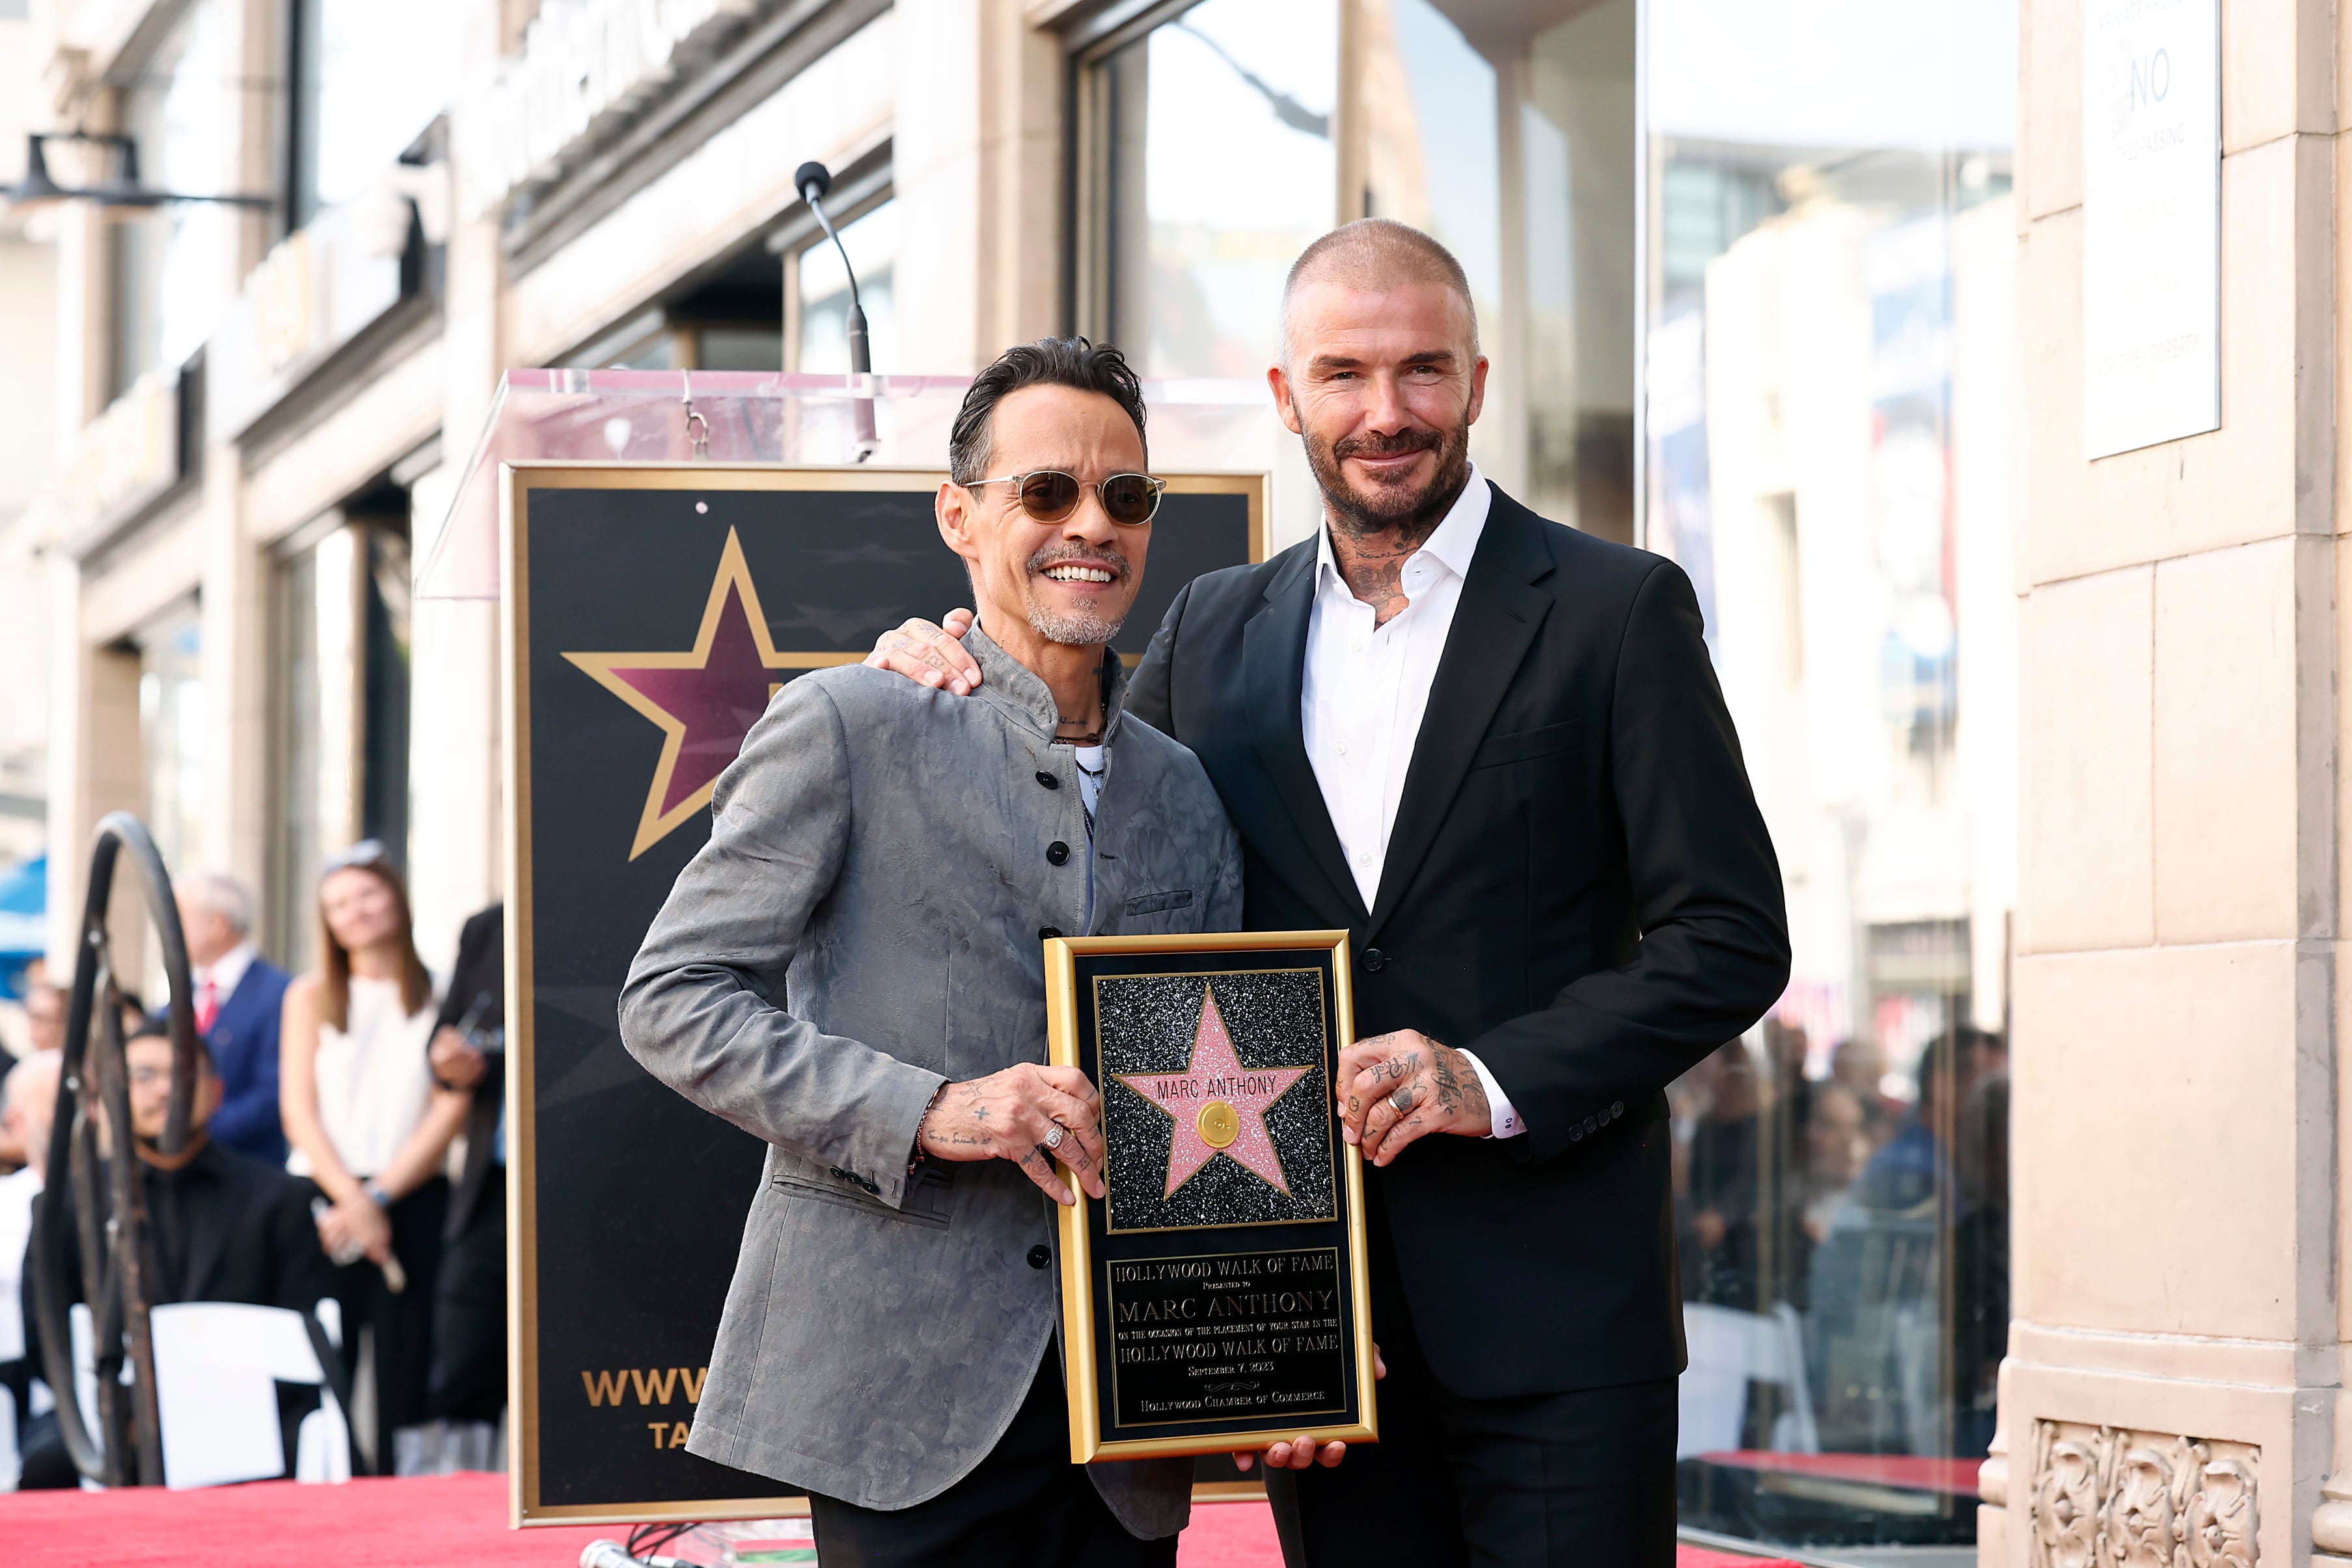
[916,1061,1106,1204]
[1335,1029,1492,1165]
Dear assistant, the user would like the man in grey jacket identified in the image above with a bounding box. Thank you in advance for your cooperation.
[621,340,1242,1567]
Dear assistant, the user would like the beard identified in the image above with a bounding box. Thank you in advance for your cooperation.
[1024,541,1134,646]
[1302,407,1475,542]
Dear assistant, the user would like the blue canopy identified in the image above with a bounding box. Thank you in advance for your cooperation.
[0,853,47,998]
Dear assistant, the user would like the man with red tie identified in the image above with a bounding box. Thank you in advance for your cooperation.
[178,871,292,1165]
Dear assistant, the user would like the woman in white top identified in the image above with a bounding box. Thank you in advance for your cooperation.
[280,841,467,1474]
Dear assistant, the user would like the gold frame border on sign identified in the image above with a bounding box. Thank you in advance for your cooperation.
[502,462,1270,1524]
[1045,930,1377,1464]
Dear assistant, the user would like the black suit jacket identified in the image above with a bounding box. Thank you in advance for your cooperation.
[1127,483,1790,1398]
[433,904,506,1239]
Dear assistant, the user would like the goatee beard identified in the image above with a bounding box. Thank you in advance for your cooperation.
[1304,414,1474,541]
[1024,543,1132,647]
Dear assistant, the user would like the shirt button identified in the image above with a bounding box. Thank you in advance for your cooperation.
[1036,771,1059,790]
[1046,841,1070,865]
[1026,1245,1052,1270]
[1350,640,1365,653]
[1335,742,1348,755]
[1039,926,1063,941]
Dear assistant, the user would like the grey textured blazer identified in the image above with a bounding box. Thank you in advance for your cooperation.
[620,625,1242,1535]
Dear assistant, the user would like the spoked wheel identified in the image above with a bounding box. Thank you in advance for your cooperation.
[29,811,201,1487]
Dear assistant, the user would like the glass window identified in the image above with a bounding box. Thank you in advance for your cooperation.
[268,517,411,969]
[795,199,898,374]
[111,0,238,397]
[136,609,205,885]
[1074,0,1636,540]
[1094,0,1339,378]
[290,0,462,227]
[1646,0,2018,1550]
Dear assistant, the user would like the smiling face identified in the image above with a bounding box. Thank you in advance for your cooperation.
[127,1033,221,1144]
[1271,278,1488,538]
[320,866,405,958]
[937,383,1152,652]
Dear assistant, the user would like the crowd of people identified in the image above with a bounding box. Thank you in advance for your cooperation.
[0,849,508,1485]
[1673,1017,2011,1461]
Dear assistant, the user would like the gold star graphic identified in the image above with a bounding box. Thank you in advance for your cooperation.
[563,528,855,859]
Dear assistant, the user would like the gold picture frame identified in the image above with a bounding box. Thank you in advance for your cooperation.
[1045,930,1378,1463]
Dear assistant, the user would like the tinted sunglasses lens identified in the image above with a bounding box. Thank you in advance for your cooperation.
[1101,474,1159,526]
[1017,472,1081,521]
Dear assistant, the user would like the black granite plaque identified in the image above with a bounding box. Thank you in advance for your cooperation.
[1106,1247,1348,1429]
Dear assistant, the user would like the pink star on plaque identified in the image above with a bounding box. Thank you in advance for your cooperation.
[1114,986,1313,1198]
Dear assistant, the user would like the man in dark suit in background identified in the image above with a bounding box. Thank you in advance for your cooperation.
[18,1025,336,1487]
[866,220,1790,1566]
[424,902,506,1467]
[178,872,292,1164]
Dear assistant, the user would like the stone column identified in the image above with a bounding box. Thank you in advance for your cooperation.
[1991,0,2338,1564]
[404,0,511,970]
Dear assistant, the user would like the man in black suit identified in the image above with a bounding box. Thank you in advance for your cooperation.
[424,902,506,1464]
[866,220,1789,1566]
[18,1024,338,1486]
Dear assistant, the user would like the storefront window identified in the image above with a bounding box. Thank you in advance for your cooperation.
[111,0,237,397]
[136,610,205,884]
[1091,0,1339,379]
[289,0,461,226]
[267,517,411,969]
[1074,0,1635,539]
[795,198,899,374]
[1646,0,2018,1549]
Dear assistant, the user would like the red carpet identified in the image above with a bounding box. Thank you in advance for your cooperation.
[0,1472,1804,1566]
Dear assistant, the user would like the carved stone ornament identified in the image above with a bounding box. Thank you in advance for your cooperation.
[2025,1421,2260,1568]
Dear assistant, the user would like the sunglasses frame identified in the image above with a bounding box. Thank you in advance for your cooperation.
[966,469,1166,527]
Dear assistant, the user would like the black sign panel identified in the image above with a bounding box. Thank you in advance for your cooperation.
[504,464,1264,1522]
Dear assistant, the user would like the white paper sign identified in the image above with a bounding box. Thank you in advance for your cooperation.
[2082,0,2220,459]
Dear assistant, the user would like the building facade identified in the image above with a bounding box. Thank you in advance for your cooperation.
[14,0,2349,1563]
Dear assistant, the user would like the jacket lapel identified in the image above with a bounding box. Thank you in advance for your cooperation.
[1366,490,1555,941]
[1242,548,1370,926]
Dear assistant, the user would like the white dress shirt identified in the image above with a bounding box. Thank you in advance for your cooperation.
[194,939,258,1025]
[1300,465,1525,1139]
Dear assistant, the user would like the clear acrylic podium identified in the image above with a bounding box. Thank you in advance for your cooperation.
[418,369,1307,601]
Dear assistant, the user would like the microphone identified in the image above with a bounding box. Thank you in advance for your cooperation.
[795,159,877,460]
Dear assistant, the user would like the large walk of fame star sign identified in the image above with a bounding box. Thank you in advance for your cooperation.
[502,463,1265,1517]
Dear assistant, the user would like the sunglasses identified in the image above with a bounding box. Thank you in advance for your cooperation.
[968,470,1165,528]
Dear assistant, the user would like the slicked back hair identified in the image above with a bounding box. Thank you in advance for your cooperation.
[948,338,1149,487]
[1280,218,1481,365]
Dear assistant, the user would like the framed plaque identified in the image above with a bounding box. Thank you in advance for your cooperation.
[1045,931,1378,1461]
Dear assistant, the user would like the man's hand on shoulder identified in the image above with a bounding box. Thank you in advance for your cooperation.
[865,609,983,694]
[916,1061,1107,1204]
[1337,1030,1492,1165]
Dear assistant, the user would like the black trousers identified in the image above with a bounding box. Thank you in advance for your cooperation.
[310,1175,446,1470]
[430,1162,508,1423]
[1268,1198,1678,1568]
[808,1352,1176,1568]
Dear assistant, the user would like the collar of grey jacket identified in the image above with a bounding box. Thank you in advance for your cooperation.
[964,618,1129,745]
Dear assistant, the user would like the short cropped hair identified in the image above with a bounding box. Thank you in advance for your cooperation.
[1281,219,1480,364]
[948,338,1148,486]
[181,870,256,937]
